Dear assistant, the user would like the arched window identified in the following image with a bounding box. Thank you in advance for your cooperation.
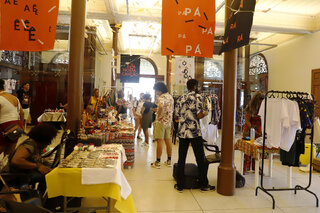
[204,59,223,80]
[139,58,156,75]
[51,52,69,64]
[249,54,268,76]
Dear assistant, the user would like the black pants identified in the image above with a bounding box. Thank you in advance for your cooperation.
[177,137,208,188]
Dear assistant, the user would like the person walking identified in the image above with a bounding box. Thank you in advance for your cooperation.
[16,82,31,129]
[0,79,24,156]
[174,79,215,192]
[151,82,174,169]
[140,94,153,146]
[133,93,144,139]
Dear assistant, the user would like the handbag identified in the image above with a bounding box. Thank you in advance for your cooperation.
[2,124,23,141]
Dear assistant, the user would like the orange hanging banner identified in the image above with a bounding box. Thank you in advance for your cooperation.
[161,0,215,58]
[0,0,60,51]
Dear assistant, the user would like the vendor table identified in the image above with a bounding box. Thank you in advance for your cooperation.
[45,145,137,213]
[235,139,290,188]
[105,131,135,168]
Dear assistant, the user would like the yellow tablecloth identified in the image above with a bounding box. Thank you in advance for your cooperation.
[46,168,137,213]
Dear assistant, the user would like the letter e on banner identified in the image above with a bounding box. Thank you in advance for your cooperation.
[0,0,60,51]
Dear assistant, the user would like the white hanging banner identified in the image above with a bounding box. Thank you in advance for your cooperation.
[175,57,195,85]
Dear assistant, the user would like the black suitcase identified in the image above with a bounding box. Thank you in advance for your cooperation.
[173,163,200,189]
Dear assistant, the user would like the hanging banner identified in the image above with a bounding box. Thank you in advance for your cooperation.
[120,55,140,83]
[0,0,60,51]
[175,57,195,85]
[161,0,215,58]
[220,0,256,54]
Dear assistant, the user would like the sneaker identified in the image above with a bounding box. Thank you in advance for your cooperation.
[164,160,172,167]
[174,184,183,193]
[151,161,161,169]
[137,136,141,139]
[200,185,215,192]
[141,142,149,147]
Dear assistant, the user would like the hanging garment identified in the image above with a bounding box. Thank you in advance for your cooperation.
[258,98,301,151]
[280,129,306,167]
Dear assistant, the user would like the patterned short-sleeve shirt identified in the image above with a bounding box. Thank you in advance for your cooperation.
[155,93,174,127]
[175,91,204,138]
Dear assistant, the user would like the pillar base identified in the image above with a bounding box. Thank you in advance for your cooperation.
[217,164,236,196]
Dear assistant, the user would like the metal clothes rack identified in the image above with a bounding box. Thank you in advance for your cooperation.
[255,90,319,209]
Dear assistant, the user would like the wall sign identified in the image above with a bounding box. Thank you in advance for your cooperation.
[0,0,59,51]
[120,55,140,83]
[220,0,256,54]
[161,0,215,58]
[175,57,195,85]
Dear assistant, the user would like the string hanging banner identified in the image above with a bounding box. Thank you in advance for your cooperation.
[161,0,215,58]
[0,0,59,51]
[220,0,257,54]
[175,57,195,85]
[120,55,140,83]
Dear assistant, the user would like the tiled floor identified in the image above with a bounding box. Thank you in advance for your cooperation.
[81,132,320,213]
[15,127,320,212]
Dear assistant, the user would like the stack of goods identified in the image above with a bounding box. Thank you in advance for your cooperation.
[59,144,122,168]
[105,121,135,168]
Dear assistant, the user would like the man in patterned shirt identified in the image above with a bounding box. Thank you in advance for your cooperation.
[151,82,174,169]
[174,79,215,192]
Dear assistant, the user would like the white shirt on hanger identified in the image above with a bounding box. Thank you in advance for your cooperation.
[280,99,301,151]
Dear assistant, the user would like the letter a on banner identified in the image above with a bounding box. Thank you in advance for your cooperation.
[161,0,215,58]
[0,0,60,51]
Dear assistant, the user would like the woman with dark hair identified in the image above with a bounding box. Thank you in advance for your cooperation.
[140,94,154,146]
[151,82,174,168]
[116,90,128,119]
[0,79,24,156]
[9,123,58,194]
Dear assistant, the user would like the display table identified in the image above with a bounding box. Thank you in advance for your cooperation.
[45,145,137,213]
[105,131,135,168]
[235,139,282,188]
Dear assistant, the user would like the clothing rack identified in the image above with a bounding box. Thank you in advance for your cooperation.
[255,90,319,209]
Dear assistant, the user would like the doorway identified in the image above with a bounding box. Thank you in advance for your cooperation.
[124,77,156,101]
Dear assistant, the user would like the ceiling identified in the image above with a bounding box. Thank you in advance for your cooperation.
[56,0,320,56]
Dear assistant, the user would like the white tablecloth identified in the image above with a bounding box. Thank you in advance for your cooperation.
[81,145,130,199]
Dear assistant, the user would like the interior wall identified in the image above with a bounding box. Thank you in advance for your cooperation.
[263,31,320,93]
[95,52,112,90]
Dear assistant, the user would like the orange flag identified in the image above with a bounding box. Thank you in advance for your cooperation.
[0,0,60,51]
[161,0,215,58]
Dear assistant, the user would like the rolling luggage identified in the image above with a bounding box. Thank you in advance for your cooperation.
[173,163,200,189]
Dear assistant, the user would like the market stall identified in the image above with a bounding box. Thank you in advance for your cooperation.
[80,106,135,168]
[235,138,281,188]
[46,144,137,213]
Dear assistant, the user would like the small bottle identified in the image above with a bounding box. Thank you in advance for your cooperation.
[250,128,255,143]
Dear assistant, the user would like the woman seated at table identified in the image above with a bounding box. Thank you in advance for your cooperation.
[9,123,58,195]
[242,91,265,173]
[82,104,96,133]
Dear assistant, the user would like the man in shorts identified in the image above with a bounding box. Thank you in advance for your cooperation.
[151,82,174,169]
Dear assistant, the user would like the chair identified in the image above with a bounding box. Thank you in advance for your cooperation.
[203,142,221,165]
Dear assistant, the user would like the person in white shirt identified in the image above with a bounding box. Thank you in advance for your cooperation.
[133,93,144,139]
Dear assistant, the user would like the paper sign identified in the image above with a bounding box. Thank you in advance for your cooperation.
[0,0,60,51]
[175,57,195,85]
[161,0,215,58]
[220,0,256,54]
[120,55,140,83]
